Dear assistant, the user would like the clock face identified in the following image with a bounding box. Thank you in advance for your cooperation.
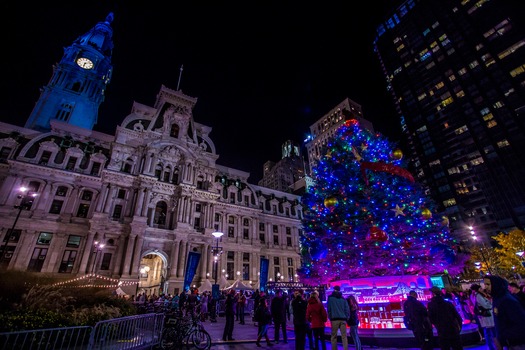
[76,57,94,69]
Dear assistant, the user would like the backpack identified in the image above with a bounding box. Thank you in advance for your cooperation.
[474,302,491,317]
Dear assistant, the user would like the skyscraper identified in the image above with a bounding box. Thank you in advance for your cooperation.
[373,0,525,243]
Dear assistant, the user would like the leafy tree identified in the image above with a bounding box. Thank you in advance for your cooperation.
[493,229,525,275]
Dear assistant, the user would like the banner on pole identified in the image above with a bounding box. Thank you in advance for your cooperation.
[259,257,269,292]
[183,251,201,292]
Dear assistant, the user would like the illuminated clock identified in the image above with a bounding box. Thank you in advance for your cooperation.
[76,57,94,69]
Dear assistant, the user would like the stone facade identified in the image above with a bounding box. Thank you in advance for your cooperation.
[0,85,303,296]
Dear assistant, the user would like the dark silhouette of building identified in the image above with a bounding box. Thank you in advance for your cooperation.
[373,0,525,243]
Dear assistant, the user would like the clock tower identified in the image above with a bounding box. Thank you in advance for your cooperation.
[24,13,115,131]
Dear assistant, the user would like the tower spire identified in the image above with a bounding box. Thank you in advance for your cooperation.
[176,65,184,91]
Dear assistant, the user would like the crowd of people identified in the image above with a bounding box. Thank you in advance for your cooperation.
[403,278,525,350]
[129,277,525,350]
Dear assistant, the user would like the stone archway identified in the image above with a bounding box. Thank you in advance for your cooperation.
[137,250,168,297]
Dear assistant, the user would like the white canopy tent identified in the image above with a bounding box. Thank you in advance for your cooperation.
[225,279,253,291]
[199,279,213,292]
[219,275,230,289]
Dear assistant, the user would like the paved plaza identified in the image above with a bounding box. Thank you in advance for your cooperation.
[202,314,486,350]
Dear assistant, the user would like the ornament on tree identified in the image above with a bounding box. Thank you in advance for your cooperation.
[421,208,432,220]
[391,148,403,160]
[391,204,406,217]
[367,226,388,242]
[324,196,339,210]
[441,216,450,227]
[402,241,413,249]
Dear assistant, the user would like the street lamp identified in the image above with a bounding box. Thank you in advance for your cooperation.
[91,240,105,277]
[211,231,223,285]
[0,187,37,266]
[136,265,150,297]
[210,231,223,323]
[469,226,493,274]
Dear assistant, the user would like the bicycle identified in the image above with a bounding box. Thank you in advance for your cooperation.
[160,312,211,350]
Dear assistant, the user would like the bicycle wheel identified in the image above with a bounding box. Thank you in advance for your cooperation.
[160,327,178,349]
[186,329,211,350]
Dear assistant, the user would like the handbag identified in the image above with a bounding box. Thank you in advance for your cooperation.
[474,303,491,317]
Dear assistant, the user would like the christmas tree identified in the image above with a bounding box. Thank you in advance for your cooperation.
[299,119,464,283]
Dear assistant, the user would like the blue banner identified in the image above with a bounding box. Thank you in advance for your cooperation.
[259,257,269,292]
[183,251,201,292]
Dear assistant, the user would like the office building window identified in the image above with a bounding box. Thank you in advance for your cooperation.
[37,232,53,245]
[27,248,47,272]
[58,250,77,273]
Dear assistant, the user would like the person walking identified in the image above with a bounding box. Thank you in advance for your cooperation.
[346,294,362,350]
[222,289,236,341]
[484,275,525,350]
[200,291,209,321]
[327,285,350,350]
[238,290,247,324]
[403,290,433,350]
[307,291,328,350]
[270,289,288,344]
[427,286,463,350]
[470,284,496,350]
[291,290,309,350]
[255,298,274,347]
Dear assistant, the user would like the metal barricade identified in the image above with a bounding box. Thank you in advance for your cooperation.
[0,326,92,350]
[88,313,164,350]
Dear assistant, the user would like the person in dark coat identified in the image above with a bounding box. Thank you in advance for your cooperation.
[291,290,309,350]
[270,289,288,344]
[222,290,236,341]
[484,275,525,350]
[255,298,274,347]
[427,286,463,350]
[508,282,525,309]
[403,290,433,350]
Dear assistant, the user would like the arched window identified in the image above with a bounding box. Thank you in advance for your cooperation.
[172,168,179,184]
[122,158,134,173]
[155,164,163,179]
[170,124,180,138]
[153,201,167,226]
[196,175,204,190]
[163,166,171,182]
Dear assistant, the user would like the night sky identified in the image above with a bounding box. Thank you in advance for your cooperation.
[2,2,400,183]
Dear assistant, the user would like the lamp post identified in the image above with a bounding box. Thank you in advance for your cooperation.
[211,231,224,284]
[469,226,493,274]
[516,251,525,283]
[90,241,105,283]
[136,265,150,297]
[0,187,37,267]
[210,231,223,323]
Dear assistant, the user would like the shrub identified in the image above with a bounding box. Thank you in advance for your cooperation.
[0,270,138,331]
